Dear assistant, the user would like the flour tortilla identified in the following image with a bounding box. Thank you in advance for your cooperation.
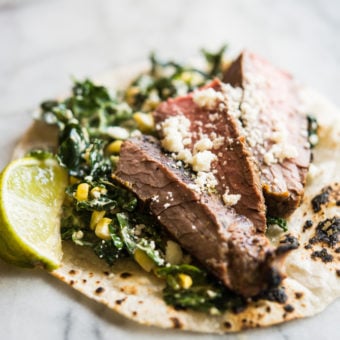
[13,64,340,333]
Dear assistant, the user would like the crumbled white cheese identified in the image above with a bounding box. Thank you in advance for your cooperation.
[222,190,241,206]
[192,88,224,109]
[192,151,217,172]
[166,191,174,201]
[212,136,225,149]
[307,163,321,182]
[264,143,298,165]
[187,182,201,193]
[160,116,192,152]
[151,195,160,203]
[263,150,276,165]
[162,133,185,153]
[209,113,219,122]
[195,171,218,192]
[176,149,193,164]
[194,137,213,152]
[221,84,243,119]
[309,134,319,146]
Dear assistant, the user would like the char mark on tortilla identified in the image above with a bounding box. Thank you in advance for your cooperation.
[223,50,311,217]
[114,136,286,297]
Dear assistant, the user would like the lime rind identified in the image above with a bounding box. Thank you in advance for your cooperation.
[0,157,68,270]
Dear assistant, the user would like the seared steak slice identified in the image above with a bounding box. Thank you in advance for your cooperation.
[114,136,283,297]
[223,51,311,217]
[154,79,266,232]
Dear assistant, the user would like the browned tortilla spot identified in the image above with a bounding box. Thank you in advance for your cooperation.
[69,269,76,275]
[132,311,137,316]
[224,321,232,329]
[295,292,303,299]
[266,306,271,313]
[120,285,137,295]
[336,270,340,277]
[82,279,87,284]
[283,304,294,313]
[170,317,183,329]
[115,298,127,305]
[69,280,75,286]
[120,272,132,279]
[311,248,333,263]
[103,271,110,276]
[95,287,105,294]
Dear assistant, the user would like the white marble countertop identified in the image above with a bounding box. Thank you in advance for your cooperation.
[0,0,339,339]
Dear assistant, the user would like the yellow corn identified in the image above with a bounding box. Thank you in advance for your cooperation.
[165,240,183,265]
[106,140,123,154]
[125,86,140,105]
[90,186,107,199]
[110,155,120,164]
[134,249,156,272]
[177,273,193,289]
[94,217,112,240]
[90,210,106,230]
[133,112,155,133]
[75,183,90,201]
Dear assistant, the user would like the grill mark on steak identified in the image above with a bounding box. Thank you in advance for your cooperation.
[223,50,311,217]
[154,79,267,232]
[114,136,284,297]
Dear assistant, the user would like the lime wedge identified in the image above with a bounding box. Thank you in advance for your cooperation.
[0,156,68,270]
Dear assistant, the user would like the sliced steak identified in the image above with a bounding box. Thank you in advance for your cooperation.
[114,136,283,297]
[223,50,311,217]
[154,79,267,232]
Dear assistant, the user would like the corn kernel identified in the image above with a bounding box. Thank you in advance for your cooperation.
[90,186,107,199]
[106,140,123,154]
[110,155,120,165]
[177,273,193,289]
[165,240,183,265]
[133,112,155,133]
[75,183,90,201]
[95,217,112,240]
[90,210,106,230]
[134,249,156,272]
[125,86,140,105]
[209,307,221,316]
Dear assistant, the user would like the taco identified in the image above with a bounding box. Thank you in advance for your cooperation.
[6,47,340,333]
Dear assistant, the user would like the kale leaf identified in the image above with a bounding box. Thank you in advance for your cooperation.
[267,216,288,232]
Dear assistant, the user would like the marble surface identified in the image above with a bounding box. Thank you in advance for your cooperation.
[0,0,339,339]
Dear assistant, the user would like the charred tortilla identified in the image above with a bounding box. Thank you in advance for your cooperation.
[13,64,340,333]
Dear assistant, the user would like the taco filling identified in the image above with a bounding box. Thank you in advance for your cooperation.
[15,46,338,328]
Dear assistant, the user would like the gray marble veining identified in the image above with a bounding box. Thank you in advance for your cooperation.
[0,1,339,339]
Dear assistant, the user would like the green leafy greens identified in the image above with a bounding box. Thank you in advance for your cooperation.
[267,216,288,232]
